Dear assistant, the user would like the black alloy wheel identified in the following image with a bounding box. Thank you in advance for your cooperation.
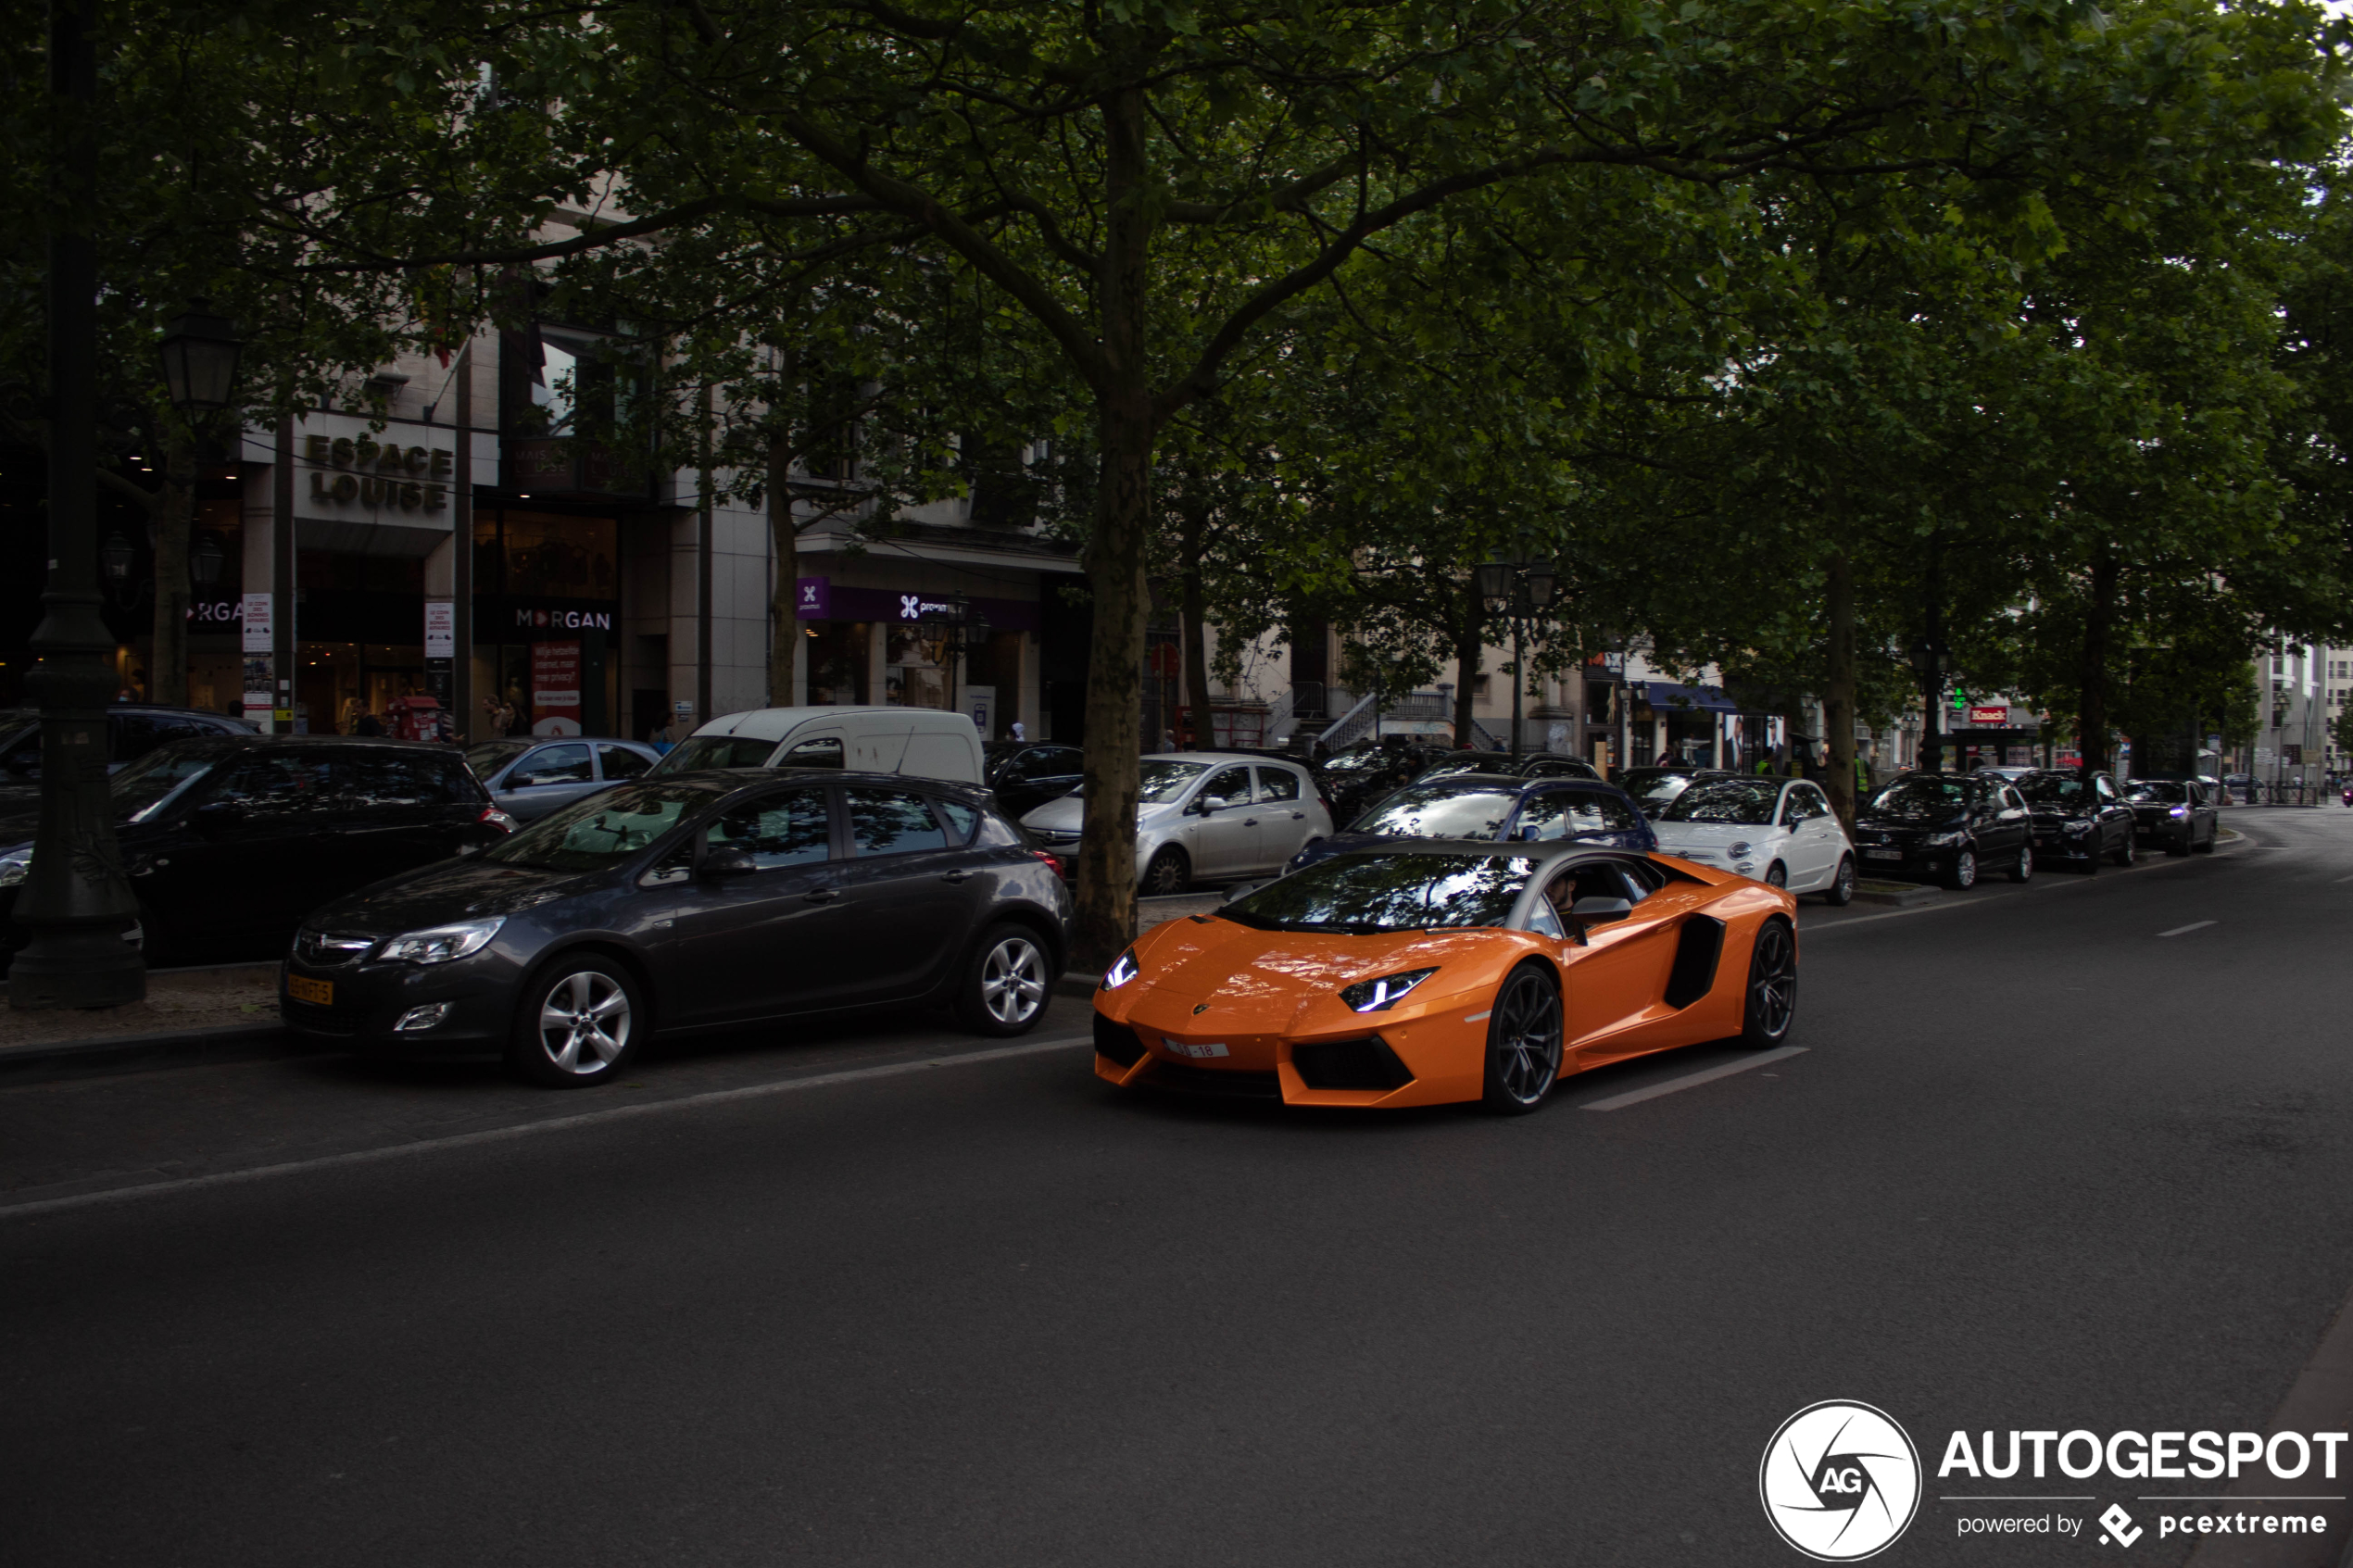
[2007,842,2033,884]
[1142,846,1190,896]
[1738,918,1798,1047]
[955,923,1051,1036]
[1480,963,1563,1115]
[1764,861,1788,889]
[1822,854,1856,907]
[1945,847,1978,890]
[508,954,644,1087]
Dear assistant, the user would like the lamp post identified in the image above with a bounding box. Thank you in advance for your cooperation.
[11,0,144,1008]
[1477,558,1557,757]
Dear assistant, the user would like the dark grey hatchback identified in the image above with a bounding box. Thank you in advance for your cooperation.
[281,768,1072,1085]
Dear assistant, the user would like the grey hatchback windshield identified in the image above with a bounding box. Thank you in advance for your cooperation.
[1657,779,1780,824]
[1223,852,1537,934]
[1138,759,1208,803]
[1350,782,1518,838]
[484,782,712,871]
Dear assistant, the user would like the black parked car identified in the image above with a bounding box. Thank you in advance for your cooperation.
[1614,766,1740,820]
[1413,750,1603,785]
[2122,777,2221,856]
[0,704,254,797]
[2016,768,2137,871]
[1851,771,2035,888]
[983,741,1086,818]
[1286,772,1656,872]
[1309,742,1455,825]
[280,769,1073,1085]
[0,735,513,968]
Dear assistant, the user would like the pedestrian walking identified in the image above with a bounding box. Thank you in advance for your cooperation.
[1009,720,1026,742]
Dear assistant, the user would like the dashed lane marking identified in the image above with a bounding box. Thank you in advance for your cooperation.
[1579,1046,1807,1111]
[2158,921,2217,938]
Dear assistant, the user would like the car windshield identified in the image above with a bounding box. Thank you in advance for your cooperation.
[1222,852,1538,935]
[1863,777,1969,821]
[646,734,778,775]
[1618,769,1701,806]
[483,782,711,871]
[1350,782,1519,839]
[2018,772,2088,806]
[1657,779,1780,824]
[1138,759,1208,803]
[1416,755,1504,781]
[2125,781,2188,804]
[465,741,533,777]
[110,745,224,822]
[1317,748,1387,774]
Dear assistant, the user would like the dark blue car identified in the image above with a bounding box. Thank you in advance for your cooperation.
[1284,772,1655,872]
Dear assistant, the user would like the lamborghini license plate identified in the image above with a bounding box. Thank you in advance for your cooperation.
[286,974,333,1007]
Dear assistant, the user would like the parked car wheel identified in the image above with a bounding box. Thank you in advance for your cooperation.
[1480,962,1561,1115]
[2006,843,2033,884]
[2111,832,2135,867]
[1142,846,1190,896]
[2196,827,2218,854]
[1738,918,1798,1048]
[2166,831,2192,857]
[507,954,643,1088]
[956,923,1051,1036]
[1822,854,1856,907]
[1944,847,1978,890]
[1763,861,1788,889]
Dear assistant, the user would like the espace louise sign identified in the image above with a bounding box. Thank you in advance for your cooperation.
[298,429,453,515]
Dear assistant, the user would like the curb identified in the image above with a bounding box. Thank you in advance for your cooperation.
[0,1021,304,1085]
[1852,881,1941,908]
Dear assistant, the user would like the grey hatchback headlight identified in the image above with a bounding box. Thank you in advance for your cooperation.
[379,916,504,965]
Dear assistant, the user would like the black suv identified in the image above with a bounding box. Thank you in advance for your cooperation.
[0,735,511,967]
[0,704,254,788]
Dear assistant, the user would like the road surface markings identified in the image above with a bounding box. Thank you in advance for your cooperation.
[2333,874,2353,884]
[0,1033,1095,1223]
[2158,921,2217,937]
[1579,1046,1806,1110]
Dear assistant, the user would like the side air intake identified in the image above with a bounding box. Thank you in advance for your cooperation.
[1664,916,1727,1009]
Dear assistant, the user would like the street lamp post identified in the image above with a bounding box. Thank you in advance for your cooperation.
[1477,558,1557,757]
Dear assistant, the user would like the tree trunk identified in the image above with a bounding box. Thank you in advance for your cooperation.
[147,457,192,707]
[1070,80,1155,972]
[1823,549,1858,832]
[2078,548,2119,772]
[1178,499,1214,750]
[1453,592,1481,748]
[766,425,798,706]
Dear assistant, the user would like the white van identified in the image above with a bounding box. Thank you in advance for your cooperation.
[647,706,986,784]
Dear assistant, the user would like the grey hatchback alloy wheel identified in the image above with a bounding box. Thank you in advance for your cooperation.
[509,957,642,1087]
[958,923,1051,1036]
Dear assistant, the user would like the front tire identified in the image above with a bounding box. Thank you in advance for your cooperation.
[1822,855,1856,907]
[1738,918,1798,1047]
[1944,847,1978,890]
[1763,861,1788,889]
[1480,963,1562,1115]
[955,923,1051,1036]
[1142,846,1190,896]
[507,955,643,1087]
[2007,843,2033,884]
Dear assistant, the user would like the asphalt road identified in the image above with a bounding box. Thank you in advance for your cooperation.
[3,811,2351,1566]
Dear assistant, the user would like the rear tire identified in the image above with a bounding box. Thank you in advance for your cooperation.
[1821,855,1856,907]
[2007,843,2033,884]
[1142,846,1189,896]
[1480,963,1562,1115]
[507,955,644,1088]
[955,922,1051,1037]
[1738,918,1798,1048]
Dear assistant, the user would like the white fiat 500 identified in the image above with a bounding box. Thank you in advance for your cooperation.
[1648,775,1856,904]
[1020,753,1335,894]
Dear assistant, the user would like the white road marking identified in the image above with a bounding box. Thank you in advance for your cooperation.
[1579,1046,1807,1111]
[0,1034,1095,1223]
[2157,921,2216,938]
[2333,874,2353,884]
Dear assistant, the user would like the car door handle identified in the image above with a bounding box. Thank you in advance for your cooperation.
[940,869,971,884]
[1242,817,1259,827]
[804,886,840,903]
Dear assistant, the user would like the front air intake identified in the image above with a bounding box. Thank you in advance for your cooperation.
[1092,1013,1146,1067]
[1290,1035,1414,1091]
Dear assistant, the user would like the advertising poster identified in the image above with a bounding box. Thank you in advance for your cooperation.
[529,640,583,735]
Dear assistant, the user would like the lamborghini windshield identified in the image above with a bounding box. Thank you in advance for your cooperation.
[1221,852,1537,935]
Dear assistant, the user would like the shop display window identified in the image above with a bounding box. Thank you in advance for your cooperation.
[807,621,870,706]
[502,511,617,599]
[886,625,950,710]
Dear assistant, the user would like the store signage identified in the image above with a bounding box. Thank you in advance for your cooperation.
[241,593,273,653]
[897,594,964,622]
[514,608,612,632]
[300,432,451,515]
[796,576,831,618]
[424,600,455,659]
[530,640,583,735]
[189,599,242,625]
[1968,706,2008,726]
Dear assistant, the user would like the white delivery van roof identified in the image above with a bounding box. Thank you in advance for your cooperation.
[691,707,984,784]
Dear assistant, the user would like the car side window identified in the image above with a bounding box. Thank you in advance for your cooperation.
[935,797,980,844]
[1516,789,1602,840]
[1254,766,1302,802]
[1047,747,1083,774]
[1594,794,1642,832]
[516,744,593,786]
[598,745,650,781]
[782,736,843,769]
[2003,787,2027,811]
[346,752,467,806]
[2095,774,2119,802]
[211,754,346,818]
[1525,896,1567,939]
[703,789,832,869]
[846,786,950,856]
[1547,862,1642,909]
[1200,765,1252,806]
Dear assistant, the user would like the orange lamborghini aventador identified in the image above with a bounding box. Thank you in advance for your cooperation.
[1091,843,1797,1112]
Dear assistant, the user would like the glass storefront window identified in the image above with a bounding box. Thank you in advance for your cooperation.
[502,510,617,599]
[807,621,870,706]
[886,624,949,710]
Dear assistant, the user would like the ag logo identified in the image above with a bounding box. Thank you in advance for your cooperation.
[1759,1400,1921,1561]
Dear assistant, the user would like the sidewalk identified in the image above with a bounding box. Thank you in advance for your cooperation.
[0,961,292,1079]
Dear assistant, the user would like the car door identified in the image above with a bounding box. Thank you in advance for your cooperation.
[160,750,351,943]
[1248,764,1315,870]
[1553,859,1701,1058]
[1507,785,1604,845]
[831,784,993,1002]
[1185,764,1259,878]
[2093,772,2130,854]
[497,742,598,821]
[333,748,481,888]
[1791,783,1847,888]
[1968,777,2024,860]
[658,784,855,1026]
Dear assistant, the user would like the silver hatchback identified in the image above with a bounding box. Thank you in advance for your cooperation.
[466,738,662,822]
[1018,752,1335,894]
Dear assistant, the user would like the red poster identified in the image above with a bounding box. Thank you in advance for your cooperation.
[531,640,583,735]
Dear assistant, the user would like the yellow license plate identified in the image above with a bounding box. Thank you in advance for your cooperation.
[286,974,333,1007]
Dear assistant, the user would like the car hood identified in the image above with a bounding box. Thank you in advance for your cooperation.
[1120,917,1512,1035]
[305,856,610,935]
[1020,796,1172,833]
